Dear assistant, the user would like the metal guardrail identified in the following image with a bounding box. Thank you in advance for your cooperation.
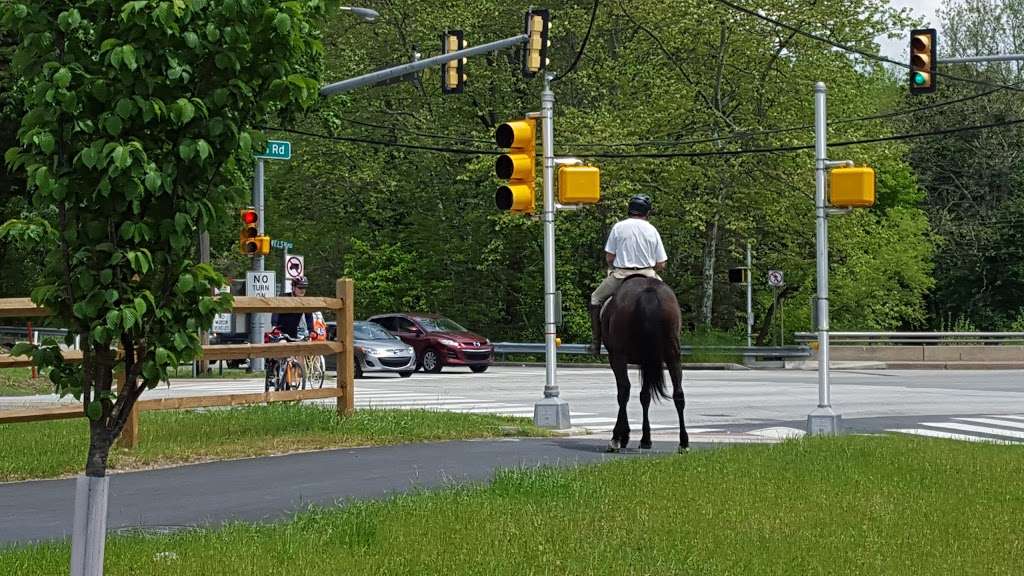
[794,332,1024,344]
[493,342,813,358]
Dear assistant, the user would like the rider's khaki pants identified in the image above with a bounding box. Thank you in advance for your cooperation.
[590,268,659,306]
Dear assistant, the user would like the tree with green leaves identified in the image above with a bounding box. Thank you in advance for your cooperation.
[0,0,333,487]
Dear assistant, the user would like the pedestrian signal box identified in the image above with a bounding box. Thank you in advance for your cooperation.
[557,165,600,204]
[829,166,876,208]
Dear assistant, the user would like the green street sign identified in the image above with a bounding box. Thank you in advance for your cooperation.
[256,140,291,160]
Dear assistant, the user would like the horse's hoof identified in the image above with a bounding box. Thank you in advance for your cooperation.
[677,446,690,454]
[639,440,652,450]
[607,439,623,453]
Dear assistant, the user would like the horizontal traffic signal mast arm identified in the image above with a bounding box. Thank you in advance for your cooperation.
[320,34,528,96]
[938,54,1024,63]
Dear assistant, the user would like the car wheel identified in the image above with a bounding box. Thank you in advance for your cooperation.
[470,365,488,373]
[398,371,413,378]
[421,349,443,373]
[354,356,363,379]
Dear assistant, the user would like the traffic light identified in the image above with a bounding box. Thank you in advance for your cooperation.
[239,208,270,256]
[441,30,466,95]
[522,9,550,78]
[495,119,536,213]
[728,267,749,284]
[909,28,937,94]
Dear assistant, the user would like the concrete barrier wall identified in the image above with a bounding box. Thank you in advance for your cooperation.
[831,345,1024,363]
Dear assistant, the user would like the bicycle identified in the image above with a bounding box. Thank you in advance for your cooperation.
[303,353,325,388]
[264,333,307,392]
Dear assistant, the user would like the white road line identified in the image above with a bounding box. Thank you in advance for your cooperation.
[887,428,1017,444]
[985,414,1024,421]
[921,422,1024,440]
[568,417,619,425]
[955,417,1024,430]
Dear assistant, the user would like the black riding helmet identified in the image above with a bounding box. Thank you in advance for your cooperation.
[628,194,652,216]
[293,276,309,289]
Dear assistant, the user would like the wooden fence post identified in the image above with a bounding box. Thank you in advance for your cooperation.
[115,371,139,449]
[335,278,354,416]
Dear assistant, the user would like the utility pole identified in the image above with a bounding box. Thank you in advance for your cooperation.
[746,241,752,347]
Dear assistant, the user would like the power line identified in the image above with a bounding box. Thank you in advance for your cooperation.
[259,126,499,155]
[262,116,1024,160]
[339,117,494,145]
[710,0,1024,94]
[565,85,1017,149]
[573,117,1024,159]
[551,0,599,83]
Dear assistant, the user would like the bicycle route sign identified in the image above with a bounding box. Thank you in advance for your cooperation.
[246,271,277,298]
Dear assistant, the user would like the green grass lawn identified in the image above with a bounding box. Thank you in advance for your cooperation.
[0,404,548,481]
[0,367,53,396]
[2,435,1021,575]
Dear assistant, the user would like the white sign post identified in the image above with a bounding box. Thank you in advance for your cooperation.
[246,272,276,367]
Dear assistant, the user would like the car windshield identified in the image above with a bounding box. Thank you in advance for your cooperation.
[416,317,467,332]
[355,323,398,340]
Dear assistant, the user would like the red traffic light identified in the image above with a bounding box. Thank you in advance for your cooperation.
[242,210,258,224]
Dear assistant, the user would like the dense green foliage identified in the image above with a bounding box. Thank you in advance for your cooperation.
[248,0,934,343]
[905,0,1024,331]
[4,435,1022,574]
[0,0,336,474]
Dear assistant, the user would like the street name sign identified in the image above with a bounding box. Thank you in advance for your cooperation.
[256,140,291,160]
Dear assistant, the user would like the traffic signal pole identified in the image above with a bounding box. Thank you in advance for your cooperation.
[808,82,854,435]
[531,74,571,429]
[250,158,266,372]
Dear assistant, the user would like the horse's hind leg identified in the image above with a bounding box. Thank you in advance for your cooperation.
[639,382,652,450]
[668,353,688,452]
[608,353,631,452]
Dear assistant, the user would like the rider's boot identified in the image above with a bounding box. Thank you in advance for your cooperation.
[588,304,603,355]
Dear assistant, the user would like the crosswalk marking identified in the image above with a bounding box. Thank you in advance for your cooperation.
[919,421,1024,440]
[955,417,1024,431]
[888,414,1024,444]
[887,428,1017,444]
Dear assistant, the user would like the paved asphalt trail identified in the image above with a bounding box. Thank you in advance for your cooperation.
[0,437,700,547]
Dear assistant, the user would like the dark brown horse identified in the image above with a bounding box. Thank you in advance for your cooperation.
[601,275,688,452]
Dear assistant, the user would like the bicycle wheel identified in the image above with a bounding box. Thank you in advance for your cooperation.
[286,358,306,391]
[264,360,279,392]
[306,355,325,389]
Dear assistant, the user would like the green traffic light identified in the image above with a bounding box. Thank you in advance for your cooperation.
[913,72,927,86]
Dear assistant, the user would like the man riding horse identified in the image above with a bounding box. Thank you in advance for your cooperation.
[588,194,668,355]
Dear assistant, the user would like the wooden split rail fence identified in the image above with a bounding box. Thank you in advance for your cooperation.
[0,278,356,449]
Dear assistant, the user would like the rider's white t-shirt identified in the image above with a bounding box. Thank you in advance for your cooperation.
[604,218,667,269]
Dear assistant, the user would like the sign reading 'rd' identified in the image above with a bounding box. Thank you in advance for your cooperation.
[255,140,291,160]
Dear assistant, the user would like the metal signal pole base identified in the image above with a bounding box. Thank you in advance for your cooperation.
[534,396,571,429]
[807,407,842,436]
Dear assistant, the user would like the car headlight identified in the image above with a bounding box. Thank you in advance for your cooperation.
[438,338,459,348]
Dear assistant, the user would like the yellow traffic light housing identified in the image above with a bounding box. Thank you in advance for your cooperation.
[830,166,876,208]
[495,119,536,213]
[909,28,937,94]
[239,208,271,256]
[558,165,600,204]
[441,30,466,95]
[522,9,550,78]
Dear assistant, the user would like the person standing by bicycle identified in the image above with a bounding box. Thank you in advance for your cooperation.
[271,276,314,339]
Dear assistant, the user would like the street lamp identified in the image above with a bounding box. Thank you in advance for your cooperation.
[340,6,380,22]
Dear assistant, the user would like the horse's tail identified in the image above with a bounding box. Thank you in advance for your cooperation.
[634,285,670,401]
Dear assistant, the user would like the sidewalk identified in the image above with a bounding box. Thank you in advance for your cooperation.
[0,436,703,547]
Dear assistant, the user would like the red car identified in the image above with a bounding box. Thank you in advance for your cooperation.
[368,313,493,373]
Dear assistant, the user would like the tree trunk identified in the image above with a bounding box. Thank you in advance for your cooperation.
[700,218,719,327]
[85,422,113,477]
[755,285,798,346]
